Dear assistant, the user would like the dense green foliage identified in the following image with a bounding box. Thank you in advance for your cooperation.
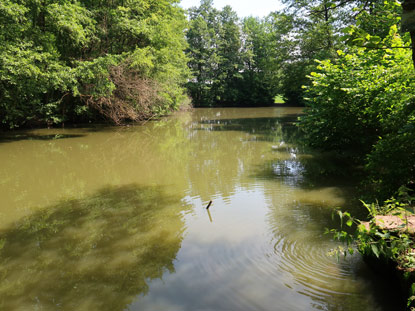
[185,0,394,106]
[278,0,342,104]
[300,0,415,199]
[0,0,190,128]
[186,0,283,106]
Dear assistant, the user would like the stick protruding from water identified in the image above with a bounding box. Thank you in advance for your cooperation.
[206,200,212,209]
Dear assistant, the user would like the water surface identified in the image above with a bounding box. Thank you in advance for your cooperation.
[0,108,400,310]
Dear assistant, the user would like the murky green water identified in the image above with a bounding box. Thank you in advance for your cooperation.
[0,108,400,310]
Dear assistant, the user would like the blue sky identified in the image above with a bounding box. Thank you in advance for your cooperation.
[179,0,284,18]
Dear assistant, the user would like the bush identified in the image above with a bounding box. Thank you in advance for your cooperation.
[300,25,415,198]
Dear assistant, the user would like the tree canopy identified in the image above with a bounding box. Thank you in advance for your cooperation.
[0,0,190,128]
[186,0,283,107]
[299,0,415,199]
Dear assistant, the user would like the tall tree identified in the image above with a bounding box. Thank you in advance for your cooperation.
[186,0,221,106]
[275,0,358,104]
[186,2,281,106]
[402,0,415,66]
[215,5,243,104]
[239,15,283,105]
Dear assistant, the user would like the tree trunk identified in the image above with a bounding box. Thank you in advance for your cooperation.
[323,3,332,49]
[402,0,415,67]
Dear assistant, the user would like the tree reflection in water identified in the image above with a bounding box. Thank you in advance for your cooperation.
[0,185,187,311]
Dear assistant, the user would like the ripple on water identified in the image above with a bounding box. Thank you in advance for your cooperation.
[261,223,373,311]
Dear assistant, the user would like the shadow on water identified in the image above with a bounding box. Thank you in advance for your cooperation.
[0,123,140,144]
[0,133,85,144]
[0,184,187,311]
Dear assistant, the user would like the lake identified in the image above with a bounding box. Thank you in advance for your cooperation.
[0,107,400,310]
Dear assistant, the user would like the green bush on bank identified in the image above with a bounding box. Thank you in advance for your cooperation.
[329,189,415,309]
[0,0,190,129]
[300,24,415,199]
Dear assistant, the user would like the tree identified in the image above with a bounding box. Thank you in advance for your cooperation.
[402,0,415,66]
[215,5,243,104]
[186,0,221,106]
[186,2,281,106]
[0,0,190,128]
[239,16,283,105]
[300,1,415,199]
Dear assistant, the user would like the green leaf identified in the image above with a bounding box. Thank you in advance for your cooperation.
[371,244,380,258]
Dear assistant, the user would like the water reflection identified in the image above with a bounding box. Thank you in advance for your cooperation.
[0,185,187,311]
[0,132,85,144]
[0,108,401,311]
[198,115,300,143]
